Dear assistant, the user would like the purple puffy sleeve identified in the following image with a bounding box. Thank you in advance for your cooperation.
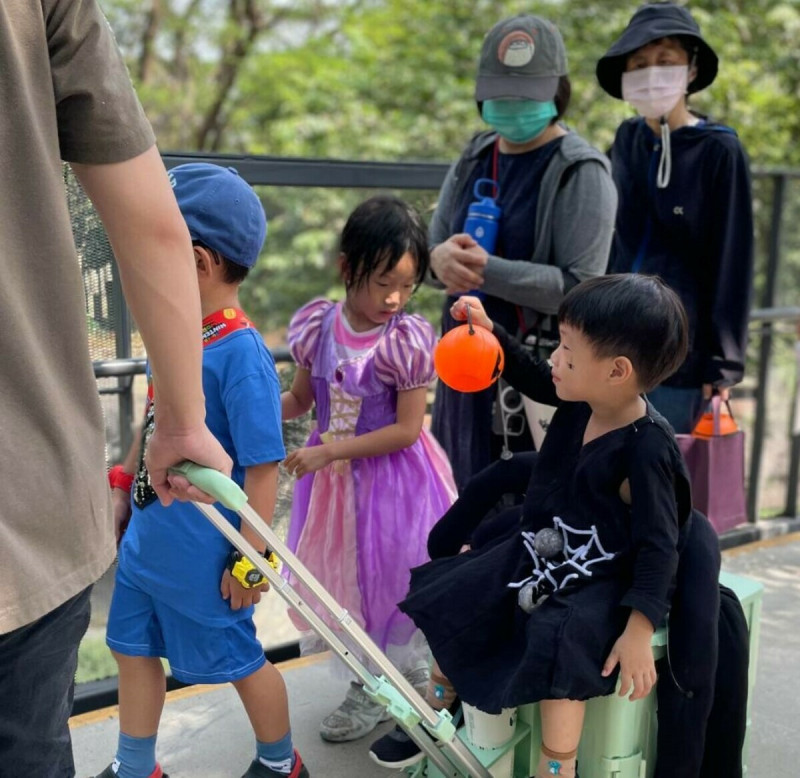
[374,313,437,390]
[287,298,333,369]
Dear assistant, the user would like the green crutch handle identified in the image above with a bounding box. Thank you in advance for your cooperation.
[168,461,248,512]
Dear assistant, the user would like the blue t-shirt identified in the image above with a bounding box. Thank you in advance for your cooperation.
[119,328,286,626]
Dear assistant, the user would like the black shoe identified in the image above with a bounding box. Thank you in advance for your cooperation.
[242,750,309,778]
[369,725,425,769]
[368,700,462,769]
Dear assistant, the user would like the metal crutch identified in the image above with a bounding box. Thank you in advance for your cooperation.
[171,462,492,778]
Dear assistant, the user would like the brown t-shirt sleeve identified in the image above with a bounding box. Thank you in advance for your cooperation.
[43,0,156,164]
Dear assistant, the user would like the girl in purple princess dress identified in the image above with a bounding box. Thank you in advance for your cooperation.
[281,195,457,744]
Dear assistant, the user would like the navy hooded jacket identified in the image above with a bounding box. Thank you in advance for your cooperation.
[608,117,754,388]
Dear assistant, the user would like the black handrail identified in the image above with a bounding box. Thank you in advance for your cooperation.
[95,305,800,523]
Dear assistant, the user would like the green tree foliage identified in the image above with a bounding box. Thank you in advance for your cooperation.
[107,0,800,163]
[102,0,800,331]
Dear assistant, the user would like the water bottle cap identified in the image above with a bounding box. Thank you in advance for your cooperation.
[473,177,500,201]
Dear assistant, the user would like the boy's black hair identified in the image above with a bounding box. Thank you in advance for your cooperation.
[339,196,430,290]
[558,274,688,392]
[193,240,250,284]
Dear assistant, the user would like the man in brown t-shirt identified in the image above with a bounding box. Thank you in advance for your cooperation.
[0,1,231,775]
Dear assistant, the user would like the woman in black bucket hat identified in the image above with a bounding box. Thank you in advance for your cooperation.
[597,1,754,436]
[598,10,752,778]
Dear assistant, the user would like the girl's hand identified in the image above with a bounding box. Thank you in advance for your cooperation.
[450,296,493,332]
[220,568,268,610]
[284,445,332,478]
[601,612,657,701]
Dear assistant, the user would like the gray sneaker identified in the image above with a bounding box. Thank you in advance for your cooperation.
[319,682,392,742]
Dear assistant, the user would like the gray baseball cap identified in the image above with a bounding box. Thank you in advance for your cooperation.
[475,15,568,102]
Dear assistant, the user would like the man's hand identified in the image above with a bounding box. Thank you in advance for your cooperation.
[220,568,269,610]
[602,610,657,701]
[449,295,493,331]
[431,234,488,295]
[284,445,332,478]
[145,423,232,506]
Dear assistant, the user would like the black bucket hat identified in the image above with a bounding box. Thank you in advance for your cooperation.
[596,3,718,99]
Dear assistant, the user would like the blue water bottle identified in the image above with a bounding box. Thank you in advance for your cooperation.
[463,178,501,298]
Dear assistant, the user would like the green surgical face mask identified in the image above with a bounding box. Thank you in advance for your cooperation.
[481,99,558,144]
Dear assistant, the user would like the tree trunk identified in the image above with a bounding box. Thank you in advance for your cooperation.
[138,0,162,83]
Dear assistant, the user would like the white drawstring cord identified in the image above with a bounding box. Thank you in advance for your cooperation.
[657,116,672,189]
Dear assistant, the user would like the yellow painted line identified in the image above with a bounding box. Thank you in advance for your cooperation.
[69,651,331,730]
[69,707,120,729]
[722,531,800,558]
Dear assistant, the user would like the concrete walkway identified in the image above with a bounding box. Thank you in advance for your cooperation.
[71,534,800,778]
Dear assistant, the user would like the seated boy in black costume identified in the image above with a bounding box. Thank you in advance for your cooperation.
[371,275,749,778]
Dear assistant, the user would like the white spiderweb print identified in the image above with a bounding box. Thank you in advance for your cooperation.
[508,516,616,612]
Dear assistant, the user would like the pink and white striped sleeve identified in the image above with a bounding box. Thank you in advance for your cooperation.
[287,298,333,369]
[374,313,438,390]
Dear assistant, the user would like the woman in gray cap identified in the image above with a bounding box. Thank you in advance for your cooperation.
[597,0,754,434]
[428,13,617,494]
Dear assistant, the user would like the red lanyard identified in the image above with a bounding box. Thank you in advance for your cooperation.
[146,308,253,405]
[202,307,253,346]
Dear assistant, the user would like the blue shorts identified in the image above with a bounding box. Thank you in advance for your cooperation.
[106,568,266,684]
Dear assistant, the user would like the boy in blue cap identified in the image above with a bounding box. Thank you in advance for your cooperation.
[94,164,309,778]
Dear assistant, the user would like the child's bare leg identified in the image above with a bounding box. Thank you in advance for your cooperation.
[537,699,585,778]
[234,662,304,775]
[111,653,166,777]
[232,662,291,741]
[424,660,458,711]
[115,653,166,736]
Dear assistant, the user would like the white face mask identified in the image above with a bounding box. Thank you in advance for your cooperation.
[621,65,689,119]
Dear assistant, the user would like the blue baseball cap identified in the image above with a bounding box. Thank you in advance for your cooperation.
[168,163,266,268]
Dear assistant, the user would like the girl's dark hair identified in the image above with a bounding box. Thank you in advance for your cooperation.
[339,195,430,290]
[192,240,250,284]
[553,75,572,122]
[558,274,689,391]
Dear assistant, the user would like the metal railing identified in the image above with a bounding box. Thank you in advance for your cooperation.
[92,152,800,523]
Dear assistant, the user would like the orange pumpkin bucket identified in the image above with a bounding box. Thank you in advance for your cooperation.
[692,400,739,438]
[434,311,505,393]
